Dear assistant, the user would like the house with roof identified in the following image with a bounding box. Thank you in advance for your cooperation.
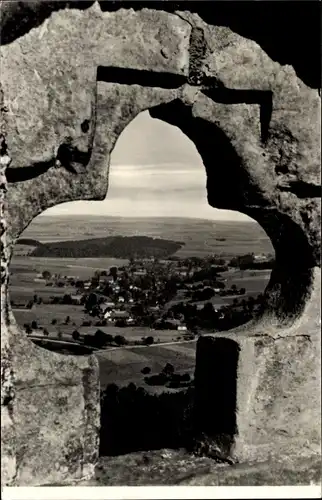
[133,270,147,277]
[70,295,82,305]
[100,301,116,314]
[34,278,46,284]
[111,310,130,321]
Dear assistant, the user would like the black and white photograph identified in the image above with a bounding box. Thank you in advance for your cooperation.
[1,0,321,497]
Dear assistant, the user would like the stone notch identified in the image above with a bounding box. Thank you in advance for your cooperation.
[97,66,273,143]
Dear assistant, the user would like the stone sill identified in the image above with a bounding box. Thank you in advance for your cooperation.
[74,450,322,486]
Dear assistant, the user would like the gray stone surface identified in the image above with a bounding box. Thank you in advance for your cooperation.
[91,451,322,486]
[194,331,321,464]
[0,0,320,486]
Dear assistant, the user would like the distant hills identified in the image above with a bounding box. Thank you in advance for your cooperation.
[17,238,42,247]
[17,215,274,258]
[25,235,184,259]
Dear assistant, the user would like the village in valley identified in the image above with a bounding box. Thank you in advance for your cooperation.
[12,251,273,354]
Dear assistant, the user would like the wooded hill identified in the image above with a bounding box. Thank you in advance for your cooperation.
[27,235,184,259]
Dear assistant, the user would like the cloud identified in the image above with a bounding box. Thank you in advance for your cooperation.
[111,111,201,167]
[47,111,250,221]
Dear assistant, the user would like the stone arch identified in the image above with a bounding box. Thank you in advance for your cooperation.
[6,89,318,328]
[148,98,318,326]
[1,2,320,486]
[3,84,321,485]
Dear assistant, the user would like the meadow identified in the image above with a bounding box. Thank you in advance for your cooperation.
[96,341,197,392]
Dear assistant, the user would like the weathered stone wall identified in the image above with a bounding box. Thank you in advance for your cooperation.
[1,0,320,486]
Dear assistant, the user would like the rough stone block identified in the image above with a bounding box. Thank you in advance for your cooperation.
[194,330,321,463]
[3,324,100,486]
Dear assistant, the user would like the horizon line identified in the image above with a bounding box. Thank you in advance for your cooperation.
[39,213,255,223]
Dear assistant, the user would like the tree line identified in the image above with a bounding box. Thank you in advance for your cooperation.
[30,235,184,259]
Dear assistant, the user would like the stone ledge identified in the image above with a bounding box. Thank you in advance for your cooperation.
[78,450,322,486]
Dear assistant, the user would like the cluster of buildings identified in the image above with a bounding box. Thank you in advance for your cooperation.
[14,252,272,334]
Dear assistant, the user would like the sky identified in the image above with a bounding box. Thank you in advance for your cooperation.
[47,111,249,221]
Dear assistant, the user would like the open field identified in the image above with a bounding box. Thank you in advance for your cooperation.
[13,302,188,345]
[18,215,274,258]
[96,340,197,391]
[10,256,129,280]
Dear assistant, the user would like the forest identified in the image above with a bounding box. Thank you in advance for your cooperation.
[29,235,184,259]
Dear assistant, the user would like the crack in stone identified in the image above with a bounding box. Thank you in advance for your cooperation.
[187,26,208,86]
[16,381,80,391]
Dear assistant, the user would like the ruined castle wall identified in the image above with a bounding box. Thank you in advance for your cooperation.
[1,1,320,485]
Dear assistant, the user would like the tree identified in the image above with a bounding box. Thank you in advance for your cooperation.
[131,303,145,317]
[109,266,118,281]
[43,328,49,336]
[247,296,255,313]
[144,373,168,386]
[114,335,127,346]
[62,294,72,305]
[202,287,215,300]
[239,287,246,295]
[31,320,38,330]
[91,273,100,288]
[162,363,175,376]
[239,253,255,270]
[257,293,265,304]
[64,315,71,324]
[94,329,109,348]
[72,330,80,341]
[181,373,191,382]
[104,333,114,344]
[42,270,51,280]
[143,336,154,346]
[51,318,57,325]
[141,366,151,375]
[84,293,98,313]
[241,299,247,311]
[57,331,63,340]
[90,305,101,317]
[24,323,32,334]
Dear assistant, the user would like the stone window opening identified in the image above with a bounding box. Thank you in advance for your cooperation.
[1,1,320,487]
[8,109,277,465]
